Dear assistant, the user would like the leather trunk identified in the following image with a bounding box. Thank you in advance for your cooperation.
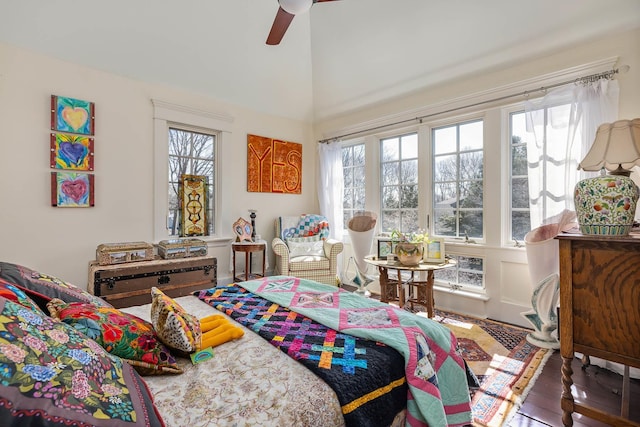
[88,256,217,308]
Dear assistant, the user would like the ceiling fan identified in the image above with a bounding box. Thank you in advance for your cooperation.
[266,0,339,45]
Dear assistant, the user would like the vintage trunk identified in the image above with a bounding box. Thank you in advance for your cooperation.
[96,241,155,266]
[88,256,217,308]
[157,238,208,259]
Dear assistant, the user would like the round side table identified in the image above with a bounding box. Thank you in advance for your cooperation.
[232,241,266,282]
[364,255,454,318]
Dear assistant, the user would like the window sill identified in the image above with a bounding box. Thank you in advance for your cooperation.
[433,285,489,301]
[204,236,236,247]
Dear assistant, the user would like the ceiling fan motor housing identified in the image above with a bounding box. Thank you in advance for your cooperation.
[278,0,313,15]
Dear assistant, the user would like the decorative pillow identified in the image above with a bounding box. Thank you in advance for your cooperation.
[287,235,325,257]
[47,298,182,376]
[0,261,112,310]
[150,287,201,354]
[295,214,330,239]
[0,296,165,427]
[278,214,331,240]
[0,278,45,314]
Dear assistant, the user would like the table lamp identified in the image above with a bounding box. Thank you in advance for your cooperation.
[574,118,640,235]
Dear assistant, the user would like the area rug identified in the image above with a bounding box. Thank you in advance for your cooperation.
[429,310,553,427]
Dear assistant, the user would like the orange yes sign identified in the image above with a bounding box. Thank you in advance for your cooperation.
[247,134,302,194]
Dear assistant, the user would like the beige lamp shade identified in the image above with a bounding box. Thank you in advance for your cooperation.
[578,118,640,172]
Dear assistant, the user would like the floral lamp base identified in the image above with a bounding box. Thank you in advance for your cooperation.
[574,175,639,236]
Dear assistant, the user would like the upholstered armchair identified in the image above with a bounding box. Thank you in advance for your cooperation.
[272,214,344,286]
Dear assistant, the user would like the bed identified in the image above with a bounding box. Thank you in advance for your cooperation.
[0,261,472,427]
[121,293,349,427]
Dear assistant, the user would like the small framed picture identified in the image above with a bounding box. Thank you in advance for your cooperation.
[232,217,253,242]
[426,238,445,263]
[377,238,396,259]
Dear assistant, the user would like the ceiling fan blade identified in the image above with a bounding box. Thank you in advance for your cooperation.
[266,7,295,45]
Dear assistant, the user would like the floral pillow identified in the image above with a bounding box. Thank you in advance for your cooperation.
[0,296,165,426]
[151,287,201,354]
[47,298,182,376]
[0,261,112,310]
[0,278,45,314]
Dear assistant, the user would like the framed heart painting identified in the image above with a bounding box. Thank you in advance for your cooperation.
[50,133,94,171]
[51,95,95,136]
[50,95,96,208]
[51,172,95,207]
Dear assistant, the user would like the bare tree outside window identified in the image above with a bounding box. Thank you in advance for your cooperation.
[168,127,215,236]
[380,133,419,233]
[342,143,366,227]
[510,112,531,241]
[432,120,484,238]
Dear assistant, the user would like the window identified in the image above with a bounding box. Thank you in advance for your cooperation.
[432,120,484,239]
[380,132,419,232]
[510,111,531,241]
[509,102,578,242]
[342,143,366,226]
[167,127,216,237]
[152,99,232,242]
[435,255,484,289]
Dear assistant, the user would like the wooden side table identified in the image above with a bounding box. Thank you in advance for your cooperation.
[557,233,640,427]
[232,241,266,282]
[364,255,454,318]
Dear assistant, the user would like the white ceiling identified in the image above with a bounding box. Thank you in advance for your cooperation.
[1,0,639,122]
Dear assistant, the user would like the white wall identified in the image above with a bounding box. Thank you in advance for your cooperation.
[318,28,640,325]
[0,42,318,288]
[315,28,640,134]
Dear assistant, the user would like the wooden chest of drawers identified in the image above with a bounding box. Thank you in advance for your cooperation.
[557,233,640,427]
[88,256,217,308]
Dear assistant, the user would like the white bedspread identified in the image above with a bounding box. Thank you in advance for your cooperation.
[122,295,345,427]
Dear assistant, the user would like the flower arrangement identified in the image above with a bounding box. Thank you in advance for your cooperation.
[390,229,430,244]
[389,229,429,265]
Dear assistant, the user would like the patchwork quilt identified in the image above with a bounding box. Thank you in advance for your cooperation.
[196,284,407,426]
[197,276,472,427]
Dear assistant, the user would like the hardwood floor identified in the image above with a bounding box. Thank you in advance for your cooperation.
[511,352,639,427]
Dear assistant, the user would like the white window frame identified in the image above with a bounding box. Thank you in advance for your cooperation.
[167,125,216,237]
[378,130,420,233]
[431,118,485,240]
[152,99,234,245]
[341,140,367,230]
[505,105,530,244]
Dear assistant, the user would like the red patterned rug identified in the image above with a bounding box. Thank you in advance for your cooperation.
[430,310,552,427]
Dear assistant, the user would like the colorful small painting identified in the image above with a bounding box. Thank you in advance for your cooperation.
[51,172,95,207]
[247,134,302,194]
[426,238,445,263]
[51,95,95,135]
[179,174,208,236]
[377,239,397,259]
[50,133,94,170]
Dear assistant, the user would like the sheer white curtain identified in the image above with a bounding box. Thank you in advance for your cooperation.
[524,78,619,228]
[317,141,344,240]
